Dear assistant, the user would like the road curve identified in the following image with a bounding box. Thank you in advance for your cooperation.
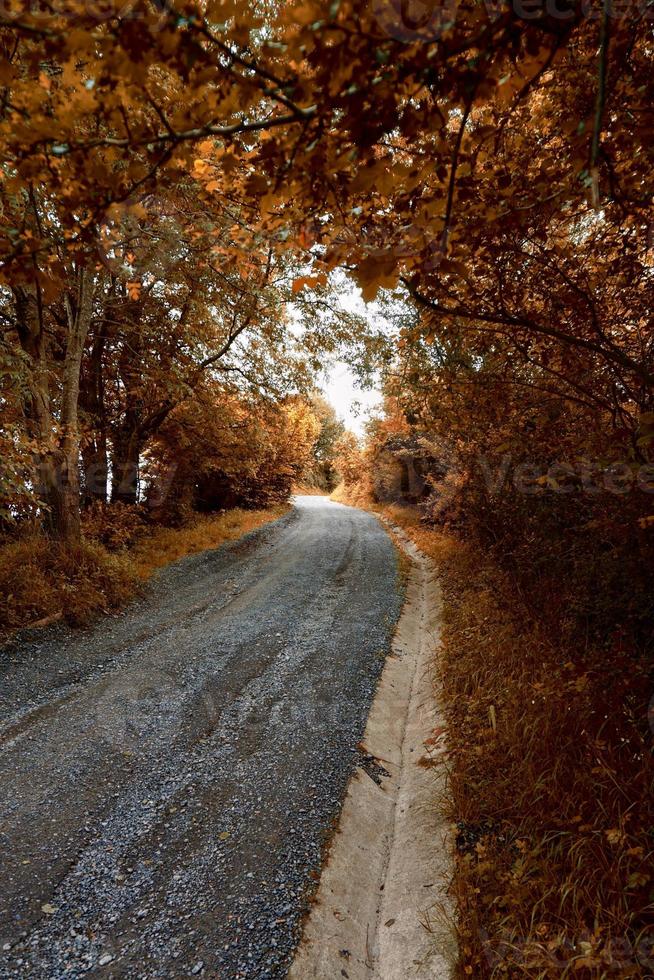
[0,497,402,979]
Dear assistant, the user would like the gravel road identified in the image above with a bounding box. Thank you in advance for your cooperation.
[0,497,402,980]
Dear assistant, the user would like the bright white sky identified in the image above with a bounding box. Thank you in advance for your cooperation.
[321,360,383,436]
[318,279,385,437]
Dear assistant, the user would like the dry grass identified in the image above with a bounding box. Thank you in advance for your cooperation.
[0,534,136,634]
[291,483,329,496]
[330,481,374,509]
[368,502,654,979]
[0,505,288,638]
[129,505,289,579]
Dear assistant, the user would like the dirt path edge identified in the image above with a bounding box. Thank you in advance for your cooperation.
[288,521,457,980]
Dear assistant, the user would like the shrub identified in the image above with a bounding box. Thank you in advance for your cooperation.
[0,531,138,634]
[81,501,149,551]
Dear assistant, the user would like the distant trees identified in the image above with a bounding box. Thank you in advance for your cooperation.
[145,387,321,522]
[301,395,345,491]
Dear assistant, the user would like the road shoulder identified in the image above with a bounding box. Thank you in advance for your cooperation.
[288,520,457,980]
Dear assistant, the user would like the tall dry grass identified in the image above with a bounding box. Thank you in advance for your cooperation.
[128,505,288,579]
[0,505,288,638]
[377,503,654,979]
[0,535,136,633]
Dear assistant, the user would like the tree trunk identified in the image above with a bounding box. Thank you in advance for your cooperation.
[40,452,80,542]
[14,181,95,543]
[13,287,63,531]
[47,267,94,544]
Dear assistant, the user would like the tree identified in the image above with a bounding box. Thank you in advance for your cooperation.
[302,394,345,491]
[145,384,320,520]
[8,241,96,542]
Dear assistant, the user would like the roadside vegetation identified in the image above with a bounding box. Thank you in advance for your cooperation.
[335,405,653,977]
[0,504,289,636]
[386,507,651,979]
[0,394,342,635]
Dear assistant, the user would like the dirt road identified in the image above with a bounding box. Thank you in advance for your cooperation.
[0,497,401,979]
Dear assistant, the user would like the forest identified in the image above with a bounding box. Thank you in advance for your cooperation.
[0,0,653,976]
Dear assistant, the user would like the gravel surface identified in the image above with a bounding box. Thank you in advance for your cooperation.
[0,496,402,979]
